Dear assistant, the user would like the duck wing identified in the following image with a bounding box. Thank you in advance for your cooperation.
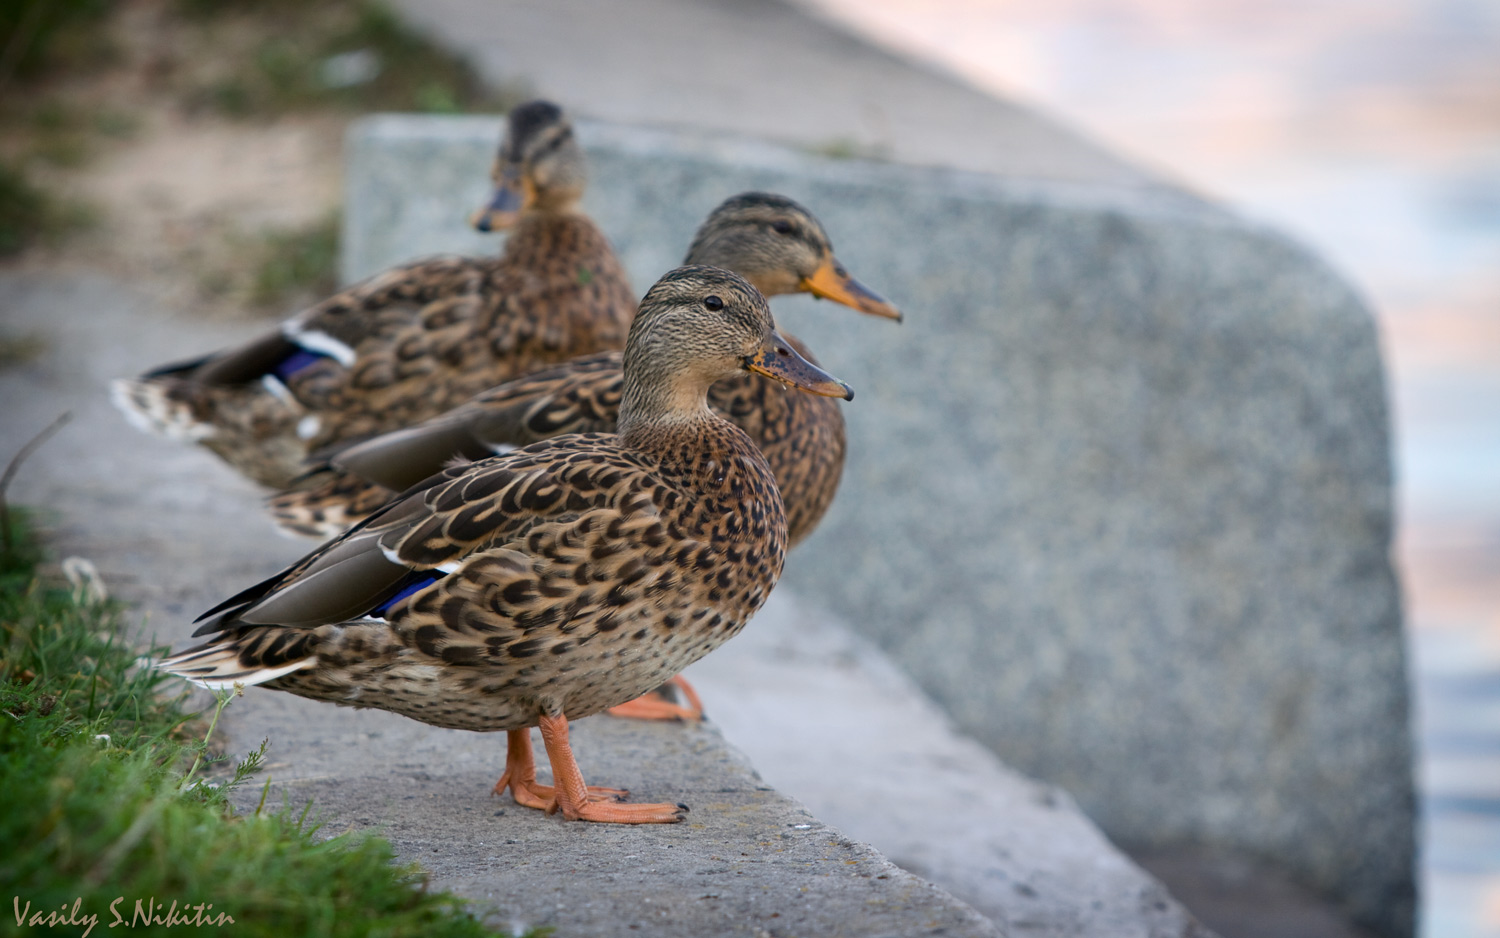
[328,351,626,492]
[198,435,655,637]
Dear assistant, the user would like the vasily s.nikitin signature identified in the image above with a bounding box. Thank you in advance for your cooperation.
[13,896,235,936]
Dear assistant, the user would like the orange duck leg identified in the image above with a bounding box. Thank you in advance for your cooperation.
[491,726,627,808]
[536,714,687,824]
[604,675,705,722]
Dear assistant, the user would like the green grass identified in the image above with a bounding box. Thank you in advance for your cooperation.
[0,160,94,257]
[18,101,141,169]
[0,331,48,368]
[0,516,509,937]
[0,0,116,89]
[808,136,891,162]
[0,162,50,255]
[179,0,521,119]
[251,213,341,308]
[0,0,523,260]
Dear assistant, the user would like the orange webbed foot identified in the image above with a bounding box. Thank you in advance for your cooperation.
[492,775,628,806]
[559,799,688,824]
[605,675,705,722]
[538,712,686,824]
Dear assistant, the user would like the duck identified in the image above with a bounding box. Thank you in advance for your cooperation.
[111,100,636,488]
[159,266,854,824]
[268,192,900,545]
[267,193,898,723]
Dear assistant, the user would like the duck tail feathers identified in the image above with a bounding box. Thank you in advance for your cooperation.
[156,638,314,690]
[265,467,396,541]
[110,377,215,441]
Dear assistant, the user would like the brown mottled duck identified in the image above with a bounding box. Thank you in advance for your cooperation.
[111,100,636,488]
[159,266,853,824]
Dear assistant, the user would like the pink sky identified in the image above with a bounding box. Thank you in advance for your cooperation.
[800,0,1500,326]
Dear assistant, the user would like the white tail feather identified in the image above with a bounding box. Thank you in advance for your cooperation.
[283,324,356,366]
[157,640,314,690]
[109,378,216,441]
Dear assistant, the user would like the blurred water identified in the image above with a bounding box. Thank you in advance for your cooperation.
[804,2,1500,934]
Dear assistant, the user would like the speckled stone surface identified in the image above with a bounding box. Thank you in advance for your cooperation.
[344,115,1414,938]
[225,704,1006,938]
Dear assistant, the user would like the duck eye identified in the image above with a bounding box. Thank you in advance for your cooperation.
[704,295,724,311]
[772,220,793,235]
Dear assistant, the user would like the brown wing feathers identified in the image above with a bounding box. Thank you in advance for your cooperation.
[335,352,626,489]
[265,354,631,537]
[206,439,658,644]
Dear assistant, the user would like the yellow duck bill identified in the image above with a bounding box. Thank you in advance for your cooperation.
[801,257,902,322]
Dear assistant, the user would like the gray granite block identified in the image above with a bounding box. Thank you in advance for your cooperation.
[690,590,1216,938]
[343,115,1414,938]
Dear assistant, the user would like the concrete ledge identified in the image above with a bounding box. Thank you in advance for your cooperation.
[689,590,1215,938]
[225,699,1004,938]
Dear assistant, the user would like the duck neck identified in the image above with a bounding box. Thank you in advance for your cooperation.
[525,185,583,218]
[503,202,596,263]
[617,379,718,451]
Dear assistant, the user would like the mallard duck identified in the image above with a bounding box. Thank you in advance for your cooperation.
[159,266,853,824]
[111,100,636,488]
[266,194,897,723]
[268,193,900,544]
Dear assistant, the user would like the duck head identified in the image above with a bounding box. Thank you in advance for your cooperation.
[684,192,902,322]
[471,100,587,232]
[618,266,853,435]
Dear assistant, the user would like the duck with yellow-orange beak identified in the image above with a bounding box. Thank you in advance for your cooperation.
[684,191,902,322]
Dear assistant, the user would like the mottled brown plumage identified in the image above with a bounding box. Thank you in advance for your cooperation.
[111,101,635,488]
[160,266,853,824]
[269,193,899,543]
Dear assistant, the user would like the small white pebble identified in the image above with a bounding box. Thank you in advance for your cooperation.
[61,556,108,605]
[320,49,382,89]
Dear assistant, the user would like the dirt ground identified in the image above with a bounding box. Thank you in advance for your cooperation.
[4,0,397,321]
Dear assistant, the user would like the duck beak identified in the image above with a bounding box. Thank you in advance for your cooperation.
[800,256,902,322]
[469,166,527,232]
[744,330,855,401]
